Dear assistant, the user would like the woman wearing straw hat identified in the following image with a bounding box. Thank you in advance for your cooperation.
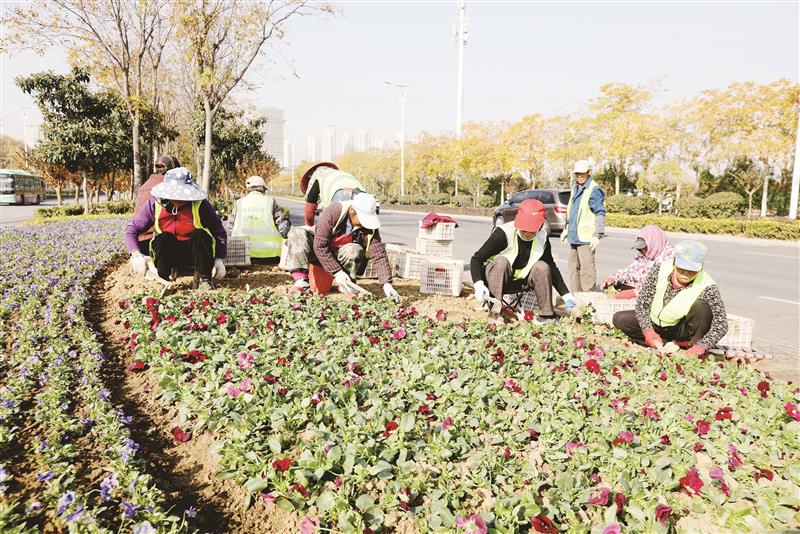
[124,167,227,290]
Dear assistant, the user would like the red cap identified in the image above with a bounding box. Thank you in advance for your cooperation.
[514,199,546,232]
[300,162,338,193]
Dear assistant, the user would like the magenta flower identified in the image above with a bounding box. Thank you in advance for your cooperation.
[442,416,453,431]
[299,517,319,534]
[695,420,711,436]
[435,309,447,321]
[227,385,241,398]
[566,442,585,455]
[784,402,800,421]
[237,352,254,370]
[654,503,672,524]
[709,466,731,496]
[602,524,621,534]
[641,401,661,421]
[728,444,743,471]
[393,328,407,340]
[587,487,610,505]
[612,431,634,446]
[679,467,704,496]
[455,514,488,534]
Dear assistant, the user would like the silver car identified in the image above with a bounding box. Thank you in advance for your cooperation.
[492,188,571,234]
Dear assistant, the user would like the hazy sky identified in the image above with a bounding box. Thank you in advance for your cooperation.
[1,1,798,161]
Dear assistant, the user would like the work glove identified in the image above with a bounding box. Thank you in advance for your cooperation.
[686,344,706,356]
[562,292,577,310]
[473,280,490,303]
[612,288,637,300]
[211,258,226,280]
[383,283,400,303]
[642,327,664,350]
[334,270,365,295]
[589,236,600,252]
[130,252,147,275]
[602,276,615,289]
[559,228,568,244]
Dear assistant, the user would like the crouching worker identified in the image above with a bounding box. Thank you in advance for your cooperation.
[124,167,227,291]
[281,192,400,302]
[230,175,289,261]
[612,240,728,356]
[602,224,674,299]
[470,199,576,324]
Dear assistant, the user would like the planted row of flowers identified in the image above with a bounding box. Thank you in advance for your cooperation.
[121,288,800,532]
[0,220,186,533]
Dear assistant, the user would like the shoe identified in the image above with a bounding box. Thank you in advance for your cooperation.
[292,278,310,291]
[197,278,216,291]
[532,315,558,325]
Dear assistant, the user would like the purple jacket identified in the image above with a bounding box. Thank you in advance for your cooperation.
[124,197,227,259]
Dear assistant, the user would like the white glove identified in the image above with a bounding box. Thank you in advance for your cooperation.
[383,283,400,303]
[589,236,600,252]
[334,270,354,292]
[473,280,490,302]
[130,253,147,275]
[211,258,226,280]
[562,292,577,310]
[560,229,568,244]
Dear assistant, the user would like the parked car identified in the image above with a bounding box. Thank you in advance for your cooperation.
[492,188,571,235]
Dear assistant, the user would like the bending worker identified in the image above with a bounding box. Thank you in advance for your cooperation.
[602,224,675,299]
[560,159,606,292]
[230,175,290,260]
[133,155,180,254]
[612,240,728,356]
[300,162,365,225]
[125,167,227,291]
[471,199,576,324]
[282,192,400,301]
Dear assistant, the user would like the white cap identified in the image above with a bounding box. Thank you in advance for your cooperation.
[350,192,380,229]
[573,160,592,174]
[246,175,266,188]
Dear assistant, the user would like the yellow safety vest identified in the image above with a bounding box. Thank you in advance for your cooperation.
[489,221,548,280]
[231,192,283,258]
[649,261,716,327]
[151,201,215,259]
[334,201,374,259]
[566,179,598,243]
[315,170,364,208]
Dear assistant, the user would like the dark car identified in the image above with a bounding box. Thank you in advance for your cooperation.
[492,188,571,234]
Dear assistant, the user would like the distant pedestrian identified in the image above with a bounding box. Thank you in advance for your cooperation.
[230,175,289,260]
[560,159,606,292]
[300,162,366,226]
[134,155,180,254]
[602,225,675,299]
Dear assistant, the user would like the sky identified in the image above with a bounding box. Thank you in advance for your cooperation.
[1,0,798,162]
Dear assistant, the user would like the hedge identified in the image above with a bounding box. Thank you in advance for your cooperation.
[606,194,658,215]
[607,213,800,240]
[674,192,745,218]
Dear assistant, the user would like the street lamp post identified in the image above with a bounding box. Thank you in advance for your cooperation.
[385,81,409,197]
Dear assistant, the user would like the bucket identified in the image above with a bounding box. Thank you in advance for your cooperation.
[309,264,333,295]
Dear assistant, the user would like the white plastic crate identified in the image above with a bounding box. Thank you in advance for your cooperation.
[717,314,754,348]
[415,237,454,258]
[517,291,539,311]
[420,259,464,297]
[223,236,251,267]
[573,292,636,325]
[397,249,427,279]
[362,243,403,279]
[418,221,456,240]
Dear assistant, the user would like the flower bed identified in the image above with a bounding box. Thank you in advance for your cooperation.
[120,290,800,532]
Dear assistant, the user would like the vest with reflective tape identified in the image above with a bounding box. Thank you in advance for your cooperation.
[231,192,283,258]
[489,221,548,280]
[649,261,716,327]
[333,201,374,259]
[318,170,364,208]
[152,201,215,258]
[566,179,598,243]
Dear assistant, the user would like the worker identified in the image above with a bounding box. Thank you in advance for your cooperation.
[124,167,227,291]
[300,162,366,225]
[471,199,577,324]
[602,225,675,299]
[560,159,606,292]
[133,155,180,254]
[230,175,290,260]
[612,240,728,356]
[281,192,400,301]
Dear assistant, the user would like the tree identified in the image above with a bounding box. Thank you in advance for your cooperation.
[174,0,332,191]
[729,159,766,218]
[638,160,694,214]
[0,135,25,168]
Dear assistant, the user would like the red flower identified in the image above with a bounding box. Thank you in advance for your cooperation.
[171,426,191,443]
[679,467,704,496]
[398,488,413,511]
[393,328,407,340]
[612,431,634,446]
[728,445,743,471]
[272,457,292,472]
[641,401,661,421]
[127,360,147,372]
[659,371,667,381]
[784,402,800,422]
[289,483,309,498]
[584,359,601,375]
[215,313,227,324]
[527,428,539,441]
[263,374,278,383]
[118,299,130,310]
[754,468,774,482]
[715,407,733,421]
[524,310,535,321]
[383,421,399,438]
[694,420,711,436]
[278,387,288,396]
[654,504,672,524]
[693,442,705,452]
[659,434,671,445]
[587,487,610,505]
[181,349,206,364]
[614,492,625,513]
[504,447,511,459]
[530,514,557,534]
[435,309,447,322]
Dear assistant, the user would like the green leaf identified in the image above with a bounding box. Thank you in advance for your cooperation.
[355,494,374,511]
[244,478,270,494]
[400,413,415,432]
[268,437,282,454]
[317,491,337,512]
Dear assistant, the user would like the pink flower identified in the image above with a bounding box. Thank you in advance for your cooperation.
[784,402,800,421]
[612,431,634,446]
[504,379,523,393]
[171,426,191,442]
[260,492,277,508]
[695,420,711,436]
[455,514,488,534]
[728,445,743,471]
[299,517,319,534]
[237,352,254,370]
[715,407,733,421]
[310,391,323,406]
[442,416,453,431]
[610,397,629,414]
[393,328,407,340]
[435,309,447,322]
[641,401,661,421]
[590,473,602,484]
[679,467,704,496]
[602,524,621,534]
[227,385,241,398]
[654,504,672,524]
[587,487,610,505]
[709,466,730,497]
[239,379,252,393]
[566,442,584,455]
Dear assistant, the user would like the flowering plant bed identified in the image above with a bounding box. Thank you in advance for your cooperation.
[120,289,800,532]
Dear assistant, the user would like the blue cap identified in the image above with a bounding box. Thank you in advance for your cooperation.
[674,240,707,271]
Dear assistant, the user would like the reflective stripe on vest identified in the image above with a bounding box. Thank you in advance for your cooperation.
[649,261,716,327]
[319,170,364,208]
[566,179,598,243]
[231,192,283,258]
[334,201,373,259]
[151,201,215,259]
[490,221,547,280]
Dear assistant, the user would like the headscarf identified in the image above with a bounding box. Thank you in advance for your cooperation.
[636,224,668,261]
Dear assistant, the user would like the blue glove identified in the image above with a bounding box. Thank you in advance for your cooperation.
[562,293,577,310]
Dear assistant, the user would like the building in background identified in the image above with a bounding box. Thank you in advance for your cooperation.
[307,136,318,161]
[340,132,354,154]
[283,139,294,170]
[320,126,336,161]
[355,129,371,152]
[261,107,285,167]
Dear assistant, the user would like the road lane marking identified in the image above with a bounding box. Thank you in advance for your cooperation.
[759,296,800,306]
[744,252,799,259]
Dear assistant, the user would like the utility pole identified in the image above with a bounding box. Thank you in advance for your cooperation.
[790,111,799,220]
[453,0,468,195]
[385,81,410,197]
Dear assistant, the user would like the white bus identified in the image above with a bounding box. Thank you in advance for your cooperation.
[0,169,46,205]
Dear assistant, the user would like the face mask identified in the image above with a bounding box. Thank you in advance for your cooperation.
[518,232,535,242]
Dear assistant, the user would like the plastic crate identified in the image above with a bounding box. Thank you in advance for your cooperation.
[415,237,454,258]
[420,259,464,296]
[517,291,539,311]
[223,236,251,267]
[362,243,403,279]
[717,314,754,348]
[573,292,636,325]
[397,249,427,279]
[418,221,456,240]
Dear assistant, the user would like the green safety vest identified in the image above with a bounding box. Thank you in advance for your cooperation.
[315,169,364,208]
[649,261,716,327]
[489,221,548,280]
[231,192,283,258]
[151,200,215,260]
[334,201,374,259]
[566,179,598,243]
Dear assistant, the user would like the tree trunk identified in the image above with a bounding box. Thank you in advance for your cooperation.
[747,191,754,219]
[110,172,116,201]
[132,113,144,188]
[760,176,769,218]
[74,184,79,204]
[614,173,620,196]
[500,181,504,205]
[55,186,62,206]
[202,98,214,192]
[676,182,682,201]
[81,171,89,214]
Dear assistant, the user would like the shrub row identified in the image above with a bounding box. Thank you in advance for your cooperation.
[606,195,659,215]
[607,213,800,240]
[383,194,495,208]
[675,192,746,218]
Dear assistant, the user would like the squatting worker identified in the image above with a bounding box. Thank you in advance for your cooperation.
[560,159,606,292]
[133,155,180,254]
[300,161,366,226]
[612,240,728,356]
[125,167,228,291]
[602,224,675,299]
[230,175,290,260]
[471,199,577,324]
[281,192,400,301]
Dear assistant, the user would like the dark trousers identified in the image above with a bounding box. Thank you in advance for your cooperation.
[484,257,556,316]
[612,301,713,347]
[137,239,151,255]
[151,230,214,280]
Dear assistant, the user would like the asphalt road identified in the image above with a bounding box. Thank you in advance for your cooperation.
[0,195,103,226]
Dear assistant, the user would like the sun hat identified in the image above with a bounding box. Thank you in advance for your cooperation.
[632,238,647,250]
[151,167,207,202]
[300,162,338,194]
[514,199,546,233]
[246,175,266,188]
[573,160,592,174]
[350,192,380,229]
[673,240,707,272]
